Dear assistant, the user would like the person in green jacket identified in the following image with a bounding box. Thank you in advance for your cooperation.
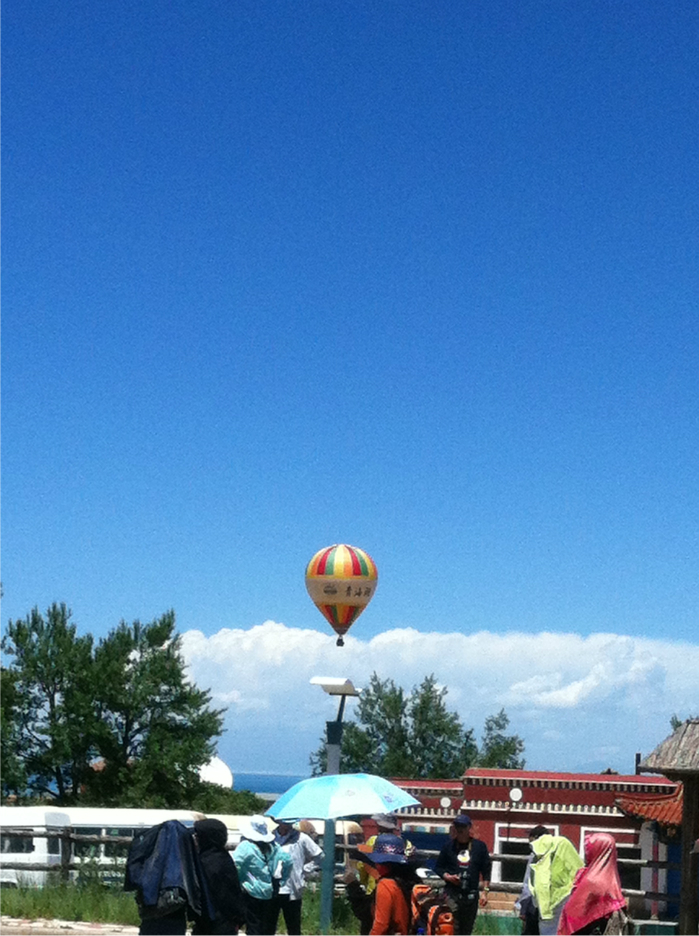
[529,834,583,935]
[233,815,293,935]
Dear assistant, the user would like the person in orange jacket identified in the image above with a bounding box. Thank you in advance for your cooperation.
[362,834,421,936]
[358,814,414,896]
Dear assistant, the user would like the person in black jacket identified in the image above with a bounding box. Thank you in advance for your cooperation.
[192,819,247,935]
[124,820,212,936]
[434,814,492,935]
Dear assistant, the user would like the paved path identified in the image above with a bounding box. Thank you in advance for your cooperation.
[1,917,138,935]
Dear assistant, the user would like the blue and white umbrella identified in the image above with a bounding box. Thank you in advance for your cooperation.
[266,773,420,821]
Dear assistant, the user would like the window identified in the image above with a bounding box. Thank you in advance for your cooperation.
[0,832,34,854]
[617,845,641,892]
[499,840,531,884]
[47,836,61,855]
[105,828,134,859]
[74,827,102,858]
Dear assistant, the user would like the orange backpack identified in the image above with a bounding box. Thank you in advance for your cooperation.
[410,883,455,935]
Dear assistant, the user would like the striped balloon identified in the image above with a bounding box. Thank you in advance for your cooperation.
[305,544,378,646]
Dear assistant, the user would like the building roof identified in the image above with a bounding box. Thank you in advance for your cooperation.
[462,768,675,787]
[390,778,462,786]
[615,783,683,827]
[639,719,699,776]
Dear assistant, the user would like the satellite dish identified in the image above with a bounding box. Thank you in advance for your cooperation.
[509,787,523,803]
[199,756,234,789]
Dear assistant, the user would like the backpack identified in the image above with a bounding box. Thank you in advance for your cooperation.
[410,883,455,935]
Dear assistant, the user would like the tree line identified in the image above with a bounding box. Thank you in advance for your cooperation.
[1,603,263,812]
[2,602,526,809]
[310,672,525,776]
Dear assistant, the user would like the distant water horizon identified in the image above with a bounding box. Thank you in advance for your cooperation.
[234,771,308,795]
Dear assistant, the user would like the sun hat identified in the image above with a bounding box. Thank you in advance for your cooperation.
[372,813,400,831]
[364,833,408,864]
[240,814,276,843]
[453,814,472,827]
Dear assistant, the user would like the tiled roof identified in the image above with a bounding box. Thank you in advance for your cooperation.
[389,778,462,789]
[639,719,699,775]
[391,777,461,790]
[615,783,683,827]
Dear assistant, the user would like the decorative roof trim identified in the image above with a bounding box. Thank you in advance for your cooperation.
[615,783,683,827]
[461,769,674,787]
[463,777,674,792]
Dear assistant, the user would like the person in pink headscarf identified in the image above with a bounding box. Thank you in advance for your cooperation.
[558,833,629,935]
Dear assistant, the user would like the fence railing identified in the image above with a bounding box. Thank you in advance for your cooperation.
[333,844,681,902]
[0,829,681,904]
[0,828,132,881]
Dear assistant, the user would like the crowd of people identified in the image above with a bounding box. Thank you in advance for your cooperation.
[125,814,322,936]
[125,811,630,936]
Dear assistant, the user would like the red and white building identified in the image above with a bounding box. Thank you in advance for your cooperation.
[390,768,679,915]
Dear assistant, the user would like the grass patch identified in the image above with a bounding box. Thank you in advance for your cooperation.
[0,882,518,934]
[299,888,358,935]
[0,879,140,926]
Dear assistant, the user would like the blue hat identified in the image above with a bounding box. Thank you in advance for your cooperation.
[364,833,408,864]
[453,814,472,827]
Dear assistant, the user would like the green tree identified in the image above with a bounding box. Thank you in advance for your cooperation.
[670,713,697,731]
[2,604,227,808]
[310,672,479,778]
[1,604,98,802]
[309,673,410,776]
[86,612,225,807]
[407,675,479,777]
[477,708,526,769]
[187,781,268,815]
[1,667,28,800]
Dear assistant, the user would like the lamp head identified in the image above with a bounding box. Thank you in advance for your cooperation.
[310,676,361,696]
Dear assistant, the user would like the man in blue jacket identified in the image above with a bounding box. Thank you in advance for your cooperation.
[435,814,492,935]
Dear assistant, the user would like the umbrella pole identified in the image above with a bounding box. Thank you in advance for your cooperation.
[320,719,343,932]
[320,818,336,932]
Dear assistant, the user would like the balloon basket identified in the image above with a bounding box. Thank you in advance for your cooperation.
[336,636,344,647]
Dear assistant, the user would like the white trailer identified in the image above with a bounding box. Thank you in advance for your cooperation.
[0,806,249,887]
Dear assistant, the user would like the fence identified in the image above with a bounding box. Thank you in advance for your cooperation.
[0,828,133,883]
[0,828,681,904]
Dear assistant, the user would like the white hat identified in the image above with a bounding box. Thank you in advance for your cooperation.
[240,814,276,843]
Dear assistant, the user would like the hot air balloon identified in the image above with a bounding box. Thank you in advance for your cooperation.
[305,544,378,646]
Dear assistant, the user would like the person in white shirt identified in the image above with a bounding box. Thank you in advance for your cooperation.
[270,819,324,935]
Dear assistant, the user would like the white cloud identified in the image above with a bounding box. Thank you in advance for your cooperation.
[180,622,699,777]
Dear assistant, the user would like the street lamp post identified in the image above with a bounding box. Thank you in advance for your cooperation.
[310,677,360,934]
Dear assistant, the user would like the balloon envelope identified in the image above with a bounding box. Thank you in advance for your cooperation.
[305,544,378,645]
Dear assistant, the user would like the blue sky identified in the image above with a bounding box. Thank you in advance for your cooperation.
[3,0,698,776]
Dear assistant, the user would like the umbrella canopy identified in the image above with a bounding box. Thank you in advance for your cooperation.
[266,773,420,821]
